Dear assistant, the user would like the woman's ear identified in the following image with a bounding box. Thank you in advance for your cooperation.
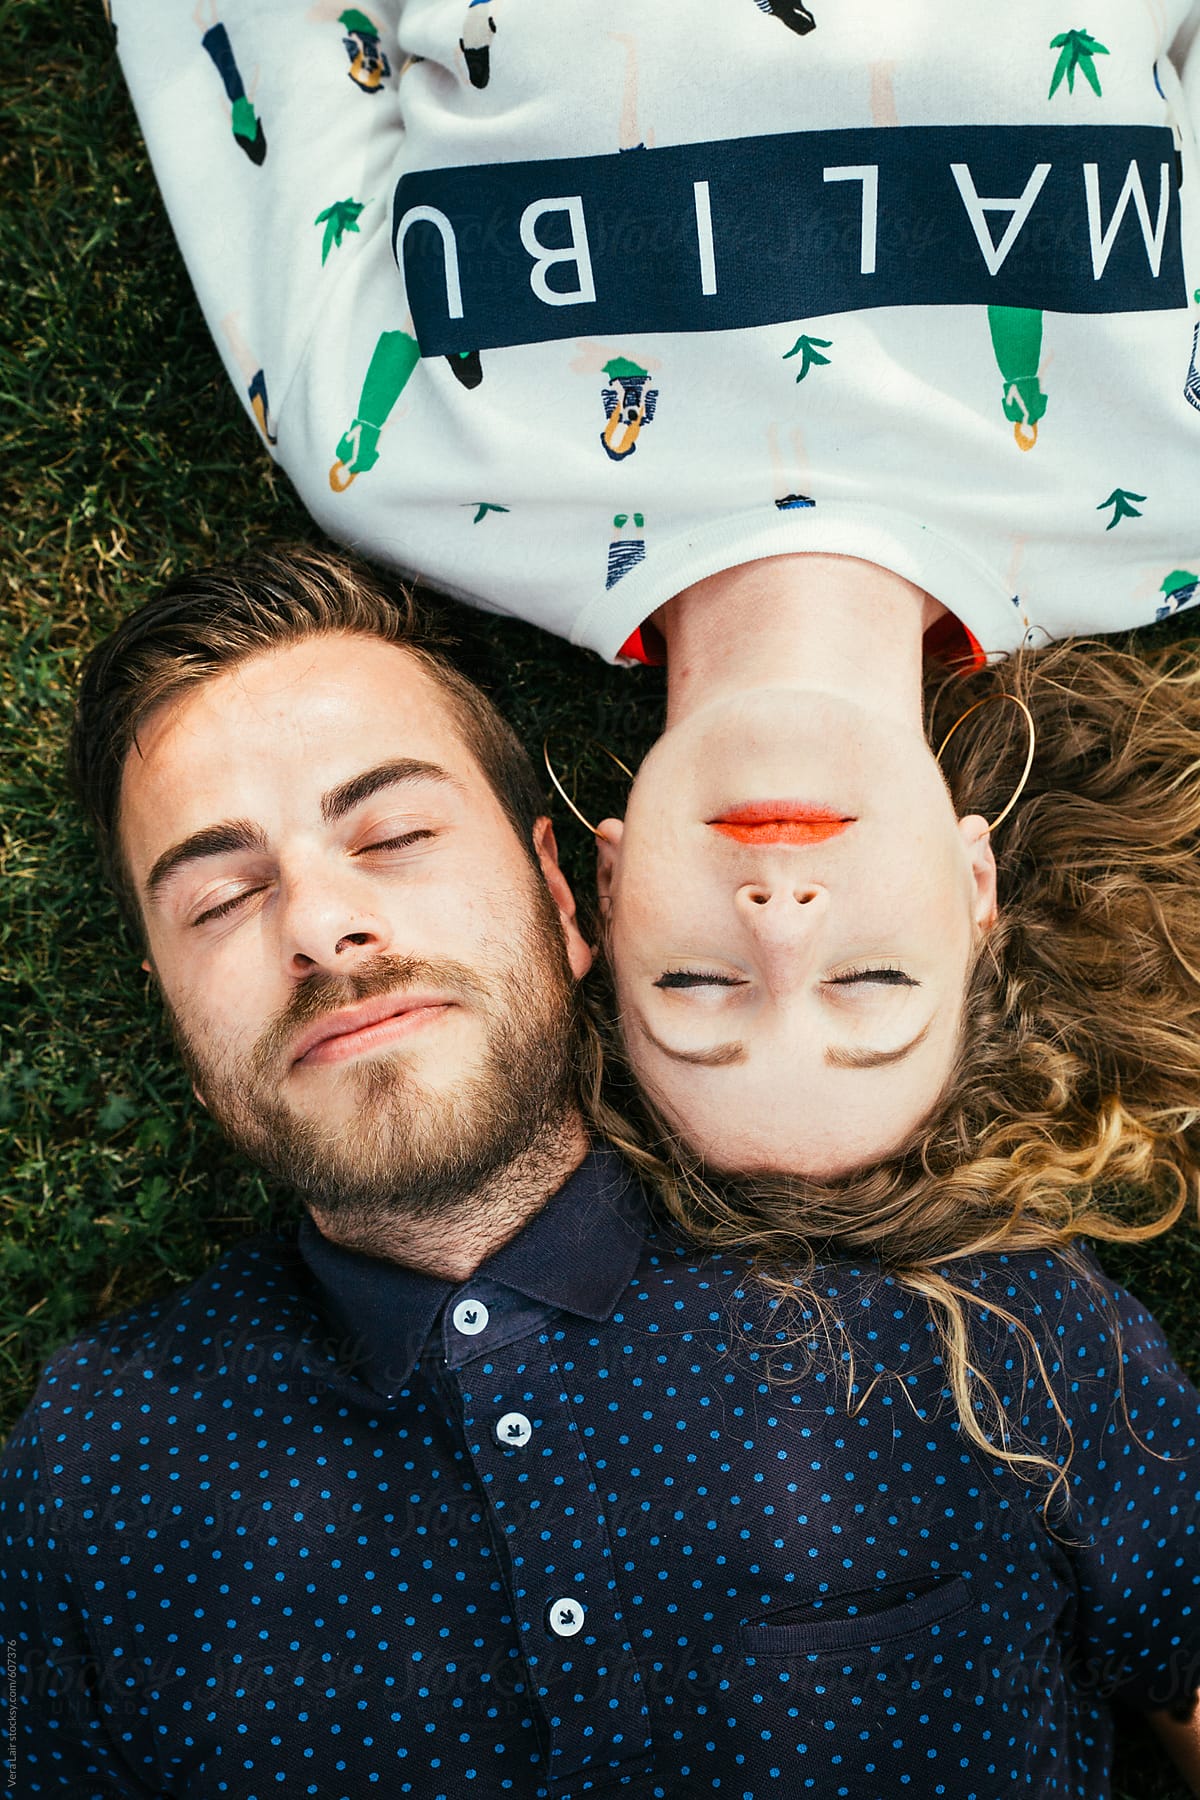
[532,816,594,978]
[957,813,999,933]
[594,818,624,919]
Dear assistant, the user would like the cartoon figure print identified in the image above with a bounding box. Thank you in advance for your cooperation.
[222,313,277,444]
[767,422,816,512]
[329,329,420,489]
[601,358,658,460]
[305,2,391,90]
[752,0,816,36]
[447,348,483,389]
[608,32,652,152]
[606,512,647,588]
[195,0,266,164]
[340,8,391,91]
[1156,569,1199,622]
[460,1,497,90]
[1186,319,1200,413]
[988,306,1048,449]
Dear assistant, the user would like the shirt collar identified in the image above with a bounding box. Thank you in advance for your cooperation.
[295,1144,650,1398]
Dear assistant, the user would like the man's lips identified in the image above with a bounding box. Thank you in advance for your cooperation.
[291,994,457,1067]
[707,802,855,846]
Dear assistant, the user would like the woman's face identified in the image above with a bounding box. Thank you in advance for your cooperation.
[596,688,997,1176]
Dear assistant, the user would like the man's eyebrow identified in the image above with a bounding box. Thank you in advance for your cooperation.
[320,757,459,825]
[144,760,459,904]
[145,822,269,904]
[825,1017,934,1069]
[633,1015,747,1067]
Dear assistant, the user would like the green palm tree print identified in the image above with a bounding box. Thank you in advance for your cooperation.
[1048,29,1109,98]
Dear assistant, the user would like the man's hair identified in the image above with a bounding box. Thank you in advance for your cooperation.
[68,544,546,938]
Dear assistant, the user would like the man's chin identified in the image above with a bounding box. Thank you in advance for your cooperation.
[203,1040,568,1217]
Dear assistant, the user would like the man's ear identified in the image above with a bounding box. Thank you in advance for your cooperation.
[957,813,999,934]
[594,817,623,920]
[532,816,594,979]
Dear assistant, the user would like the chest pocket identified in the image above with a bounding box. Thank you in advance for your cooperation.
[740,1573,974,1657]
[734,1567,1078,1798]
[738,1564,1075,1735]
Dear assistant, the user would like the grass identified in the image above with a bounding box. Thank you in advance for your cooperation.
[1,6,1197,1794]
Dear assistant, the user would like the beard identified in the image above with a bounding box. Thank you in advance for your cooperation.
[163,870,581,1240]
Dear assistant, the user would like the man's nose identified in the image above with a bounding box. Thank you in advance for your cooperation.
[280,874,391,977]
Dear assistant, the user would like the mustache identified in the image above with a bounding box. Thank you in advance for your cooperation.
[251,953,487,1078]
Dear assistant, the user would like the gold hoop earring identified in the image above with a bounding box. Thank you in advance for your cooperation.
[543,738,635,837]
[935,693,1036,832]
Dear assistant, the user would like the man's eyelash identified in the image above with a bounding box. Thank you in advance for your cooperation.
[193,889,262,927]
[358,829,435,853]
[827,967,918,987]
[192,832,435,925]
[654,971,745,990]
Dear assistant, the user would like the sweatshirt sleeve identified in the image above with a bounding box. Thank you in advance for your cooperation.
[1170,3,1200,111]
[112,0,409,458]
[0,1381,160,1797]
[1019,1253,1200,1716]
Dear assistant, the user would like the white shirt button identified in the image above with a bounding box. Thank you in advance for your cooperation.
[451,1298,489,1337]
[496,1411,533,1448]
[547,1597,585,1638]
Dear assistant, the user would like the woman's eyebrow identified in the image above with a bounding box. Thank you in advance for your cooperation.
[321,757,458,823]
[825,1017,934,1068]
[633,1015,747,1067]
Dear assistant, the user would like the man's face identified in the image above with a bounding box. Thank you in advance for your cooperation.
[118,633,592,1224]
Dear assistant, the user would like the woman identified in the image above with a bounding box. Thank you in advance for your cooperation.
[588,592,1200,1326]
[586,557,1200,1204]
[111,0,1200,1180]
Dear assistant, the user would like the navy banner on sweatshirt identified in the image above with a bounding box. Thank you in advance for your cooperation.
[391,124,1185,354]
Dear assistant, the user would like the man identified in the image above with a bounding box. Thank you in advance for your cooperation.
[2,545,1199,1800]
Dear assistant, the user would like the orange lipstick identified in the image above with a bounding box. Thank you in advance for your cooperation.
[708,802,854,846]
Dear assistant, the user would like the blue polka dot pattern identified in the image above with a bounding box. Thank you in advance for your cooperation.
[2,1148,1198,1798]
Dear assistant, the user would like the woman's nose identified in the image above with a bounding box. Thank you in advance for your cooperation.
[735,879,827,936]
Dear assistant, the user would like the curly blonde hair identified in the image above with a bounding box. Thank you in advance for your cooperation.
[582,636,1200,1511]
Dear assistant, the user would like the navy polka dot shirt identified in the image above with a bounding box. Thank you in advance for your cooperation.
[3,1147,1198,1798]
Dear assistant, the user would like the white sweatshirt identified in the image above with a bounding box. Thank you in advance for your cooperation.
[115,0,1200,661]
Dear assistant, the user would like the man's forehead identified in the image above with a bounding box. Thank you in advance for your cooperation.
[127,637,458,773]
[117,635,477,852]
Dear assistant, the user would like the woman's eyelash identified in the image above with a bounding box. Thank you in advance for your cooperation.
[828,967,918,987]
[654,970,745,990]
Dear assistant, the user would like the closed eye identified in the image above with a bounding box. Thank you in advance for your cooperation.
[826,967,918,988]
[192,887,265,927]
[358,829,436,854]
[653,970,747,990]
[192,832,437,925]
